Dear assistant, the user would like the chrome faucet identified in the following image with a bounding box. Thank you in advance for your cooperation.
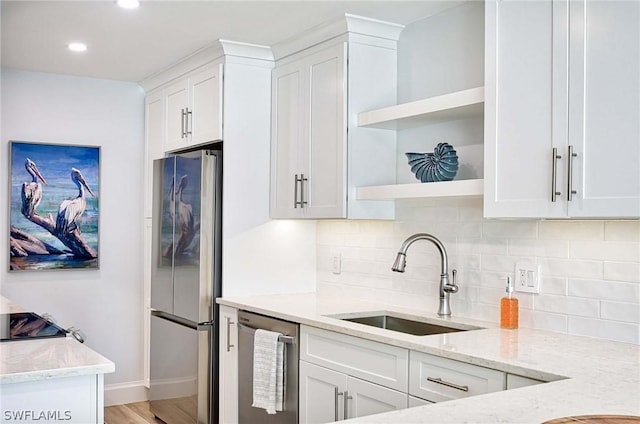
[391,233,459,316]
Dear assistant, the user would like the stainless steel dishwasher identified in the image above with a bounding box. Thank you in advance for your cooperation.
[237,310,299,424]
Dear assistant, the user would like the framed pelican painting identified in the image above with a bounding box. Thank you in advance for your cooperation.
[8,141,100,271]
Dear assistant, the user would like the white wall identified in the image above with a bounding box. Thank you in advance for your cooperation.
[0,70,146,390]
[316,3,640,345]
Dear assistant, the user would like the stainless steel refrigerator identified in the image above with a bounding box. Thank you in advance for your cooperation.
[150,149,222,424]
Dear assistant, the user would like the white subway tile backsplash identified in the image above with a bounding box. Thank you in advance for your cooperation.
[570,241,640,262]
[601,301,640,324]
[508,239,569,258]
[538,258,603,279]
[316,199,640,344]
[603,262,640,283]
[604,221,640,242]
[529,311,568,333]
[538,221,605,241]
[568,279,639,303]
[568,316,639,344]
[482,221,538,239]
[534,294,600,318]
[540,276,568,296]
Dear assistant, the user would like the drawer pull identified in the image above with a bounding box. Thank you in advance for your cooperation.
[427,377,469,392]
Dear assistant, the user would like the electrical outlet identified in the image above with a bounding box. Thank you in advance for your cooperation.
[332,253,342,275]
[514,262,540,294]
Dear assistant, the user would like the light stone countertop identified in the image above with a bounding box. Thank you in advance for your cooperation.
[218,292,640,423]
[0,296,115,384]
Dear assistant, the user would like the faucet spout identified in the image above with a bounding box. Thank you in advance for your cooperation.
[391,233,458,316]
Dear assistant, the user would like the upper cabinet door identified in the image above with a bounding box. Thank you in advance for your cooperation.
[189,64,224,146]
[484,0,568,218]
[270,61,305,219]
[270,43,347,219]
[144,91,165,218]
[304,43,347,219]
[568,0,640,217]
[485,0,638,219]
[164,79,189,152]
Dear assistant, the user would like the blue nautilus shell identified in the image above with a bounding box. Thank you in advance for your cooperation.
[405,143,459,183]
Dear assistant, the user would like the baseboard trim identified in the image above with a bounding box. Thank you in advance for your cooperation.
[104,381,149,406]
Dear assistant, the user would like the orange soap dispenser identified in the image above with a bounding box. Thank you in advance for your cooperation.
[500,276,519,329]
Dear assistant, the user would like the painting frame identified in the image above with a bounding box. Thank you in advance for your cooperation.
[8,140,101,271]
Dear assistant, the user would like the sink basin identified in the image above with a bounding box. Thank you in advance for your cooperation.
[334,312,482,336]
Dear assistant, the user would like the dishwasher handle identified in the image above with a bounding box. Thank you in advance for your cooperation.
[237,322,296,344]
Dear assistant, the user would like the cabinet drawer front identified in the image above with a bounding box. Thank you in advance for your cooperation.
[409,351,505,402]
[300,326,408,392]
[506,373,543,390]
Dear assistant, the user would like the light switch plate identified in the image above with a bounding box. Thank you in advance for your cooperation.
[332,253,342,275]
[514,261,540,294]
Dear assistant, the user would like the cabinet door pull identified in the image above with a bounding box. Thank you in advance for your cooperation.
[567,145,577,201]
[225,316,234,352]
[181,108,186,139]
[294,174,300,208]
[427,377,469,392]
[344,390,352,419]
[294,174,308,208]
[299,173,308,208]
[551,147,562,202]
[185,108,193,136]
[334,387,344,421]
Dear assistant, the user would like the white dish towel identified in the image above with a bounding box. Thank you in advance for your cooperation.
[252,329,284,414]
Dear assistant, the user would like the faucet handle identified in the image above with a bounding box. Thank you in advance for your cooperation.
[445,269,459,293]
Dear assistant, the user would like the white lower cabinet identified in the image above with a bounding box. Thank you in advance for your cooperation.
[409,395,432,408]
[299,361,407,423]
[409,351,505,403]
[1,374,104,423]
[299,325,409,423]
[218,305,238,424]
[506,373,544,390]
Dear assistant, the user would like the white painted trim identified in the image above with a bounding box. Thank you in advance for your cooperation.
[140,39,273,92]
[104,381,149,406]
[272,13,404,61]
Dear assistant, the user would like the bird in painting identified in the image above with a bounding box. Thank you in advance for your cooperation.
[56,168,96,233]
[174,174,196,255]
[21,158,48,218]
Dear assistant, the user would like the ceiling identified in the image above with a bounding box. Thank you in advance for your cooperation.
[1,0,463,83]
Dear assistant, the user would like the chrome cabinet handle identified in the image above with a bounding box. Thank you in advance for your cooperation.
[294,174,300,208]
[343,390,352,419]
[551,147,562,202]
[185,108,193,136]
[427,377,469,392]
[334,387,343,421]
[181,108,186,139]
[294,174,308,208]
[567,145,577,201]
[225,316,234,352]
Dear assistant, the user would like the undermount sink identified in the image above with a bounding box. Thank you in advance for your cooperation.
[334,312,482,336]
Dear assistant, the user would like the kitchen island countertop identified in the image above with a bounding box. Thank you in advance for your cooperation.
[218,292,640,423]
[0,296,114,384]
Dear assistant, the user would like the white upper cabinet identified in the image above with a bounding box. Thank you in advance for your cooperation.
[144,90,165,218]
[485,0,639,218]
[270,15,402,219]
[163,64,223,152]
[568,0,639,217]
[271,43,347,219]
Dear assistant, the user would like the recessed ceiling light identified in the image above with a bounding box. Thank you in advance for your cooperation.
[117,0,140,9]
[68,42,88,53]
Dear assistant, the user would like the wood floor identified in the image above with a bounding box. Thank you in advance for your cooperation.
[104,401,163,424]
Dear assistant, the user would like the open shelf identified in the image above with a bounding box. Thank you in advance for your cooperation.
[356,179,484,200]
[357,86,484,129]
